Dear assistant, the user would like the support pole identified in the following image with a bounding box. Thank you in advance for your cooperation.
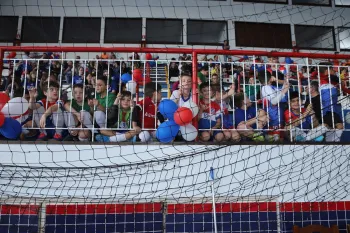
[192,51,198,130]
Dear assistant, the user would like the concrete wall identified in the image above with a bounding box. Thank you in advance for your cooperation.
[0,0,350,59]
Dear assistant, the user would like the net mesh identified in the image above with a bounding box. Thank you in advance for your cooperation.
[0,0,350,233]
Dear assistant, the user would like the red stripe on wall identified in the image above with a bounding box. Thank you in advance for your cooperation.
[0,205,39,215]
[46,203,162,215]
[167,202,277,213]
[280,201,350,212]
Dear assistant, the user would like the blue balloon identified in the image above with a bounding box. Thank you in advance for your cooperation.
[158,99,178,120]
[121,73,132,83]
[285,57,294,64]
[149,61,156,67]
[156,121,180,143]
[0,117,22,139]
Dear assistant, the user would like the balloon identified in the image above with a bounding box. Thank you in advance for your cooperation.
[0,93,10,111]
[133,69,143,80]
[180,124,198,141]
[6,52,16,59]
[121,73,132,83]
[126,80,137,95]
[133,69,143,84]
[174,107,193,126]
[285,57,294,64]
[156,121,179,143]
[146,53,152,60]
[1,97,29,117]
[158,99,178,120]
[0,117,22,139]
[183,100,199,118]
[0,112,4,127]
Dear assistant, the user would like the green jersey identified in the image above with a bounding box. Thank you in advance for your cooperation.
[96,92,116,108]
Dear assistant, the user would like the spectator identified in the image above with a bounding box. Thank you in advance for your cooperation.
[198,82,224,142]
[101,52,109,59]
[72,67,85,85]
[28,81,65,141]
[284,91,326,142]
[63,61,73,84]
[198,66,209,85]
[258,71,289,142]
[63,84,93,141]
[96,91,139,142]
[211,84,240,142]
[245,77,260,101]
[169,62,180,79]
[89,76,116,129]
[133,82,164,142]
[171,72,192,107]
[304,81,343,142]
[222,40,230,62]
[234,92,267,141]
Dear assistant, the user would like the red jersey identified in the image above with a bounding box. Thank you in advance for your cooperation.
[284,108,305,124]
[137,97,157,129]
[38,99,63,110]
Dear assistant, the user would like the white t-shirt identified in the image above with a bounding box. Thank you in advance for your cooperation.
[261,85,285,105]
[170,90,192,107]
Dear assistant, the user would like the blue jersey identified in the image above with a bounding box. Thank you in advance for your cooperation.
[234,107,257,127]
[73,75,84,85]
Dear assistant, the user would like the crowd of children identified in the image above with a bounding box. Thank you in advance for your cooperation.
[1,51,348,143]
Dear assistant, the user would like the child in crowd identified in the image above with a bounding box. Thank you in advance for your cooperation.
[28,81,65,141]
[72,66,85,85]
[170,72,192,107]
[211,84,240,142]
[284,91,326,142]
[258,71,289,142]
[96,91,140,142]
[245,77,260,101]
[198,66,209,85]
[234,93,267,141]
[63,84,93,141]
[133,82,164,142]
[89,76,116,129]
[198,82,224,142]
[304,81,343,142]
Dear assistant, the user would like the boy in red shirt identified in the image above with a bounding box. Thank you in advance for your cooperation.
[132,82,164,142]
[284,91,326,142]
[28,81,65,141]
[198,82,224,142]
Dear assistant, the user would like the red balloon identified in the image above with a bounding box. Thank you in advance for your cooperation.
[145,53,152,60]
[174,107,193,126]
[0,93,10,111]
[0,112,5,127]
[133,69,143,79]
[6,52,16,59]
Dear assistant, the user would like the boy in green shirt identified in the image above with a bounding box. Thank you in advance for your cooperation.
[198,66,209,85]
[63,84,93,141]
[88,76,116,128]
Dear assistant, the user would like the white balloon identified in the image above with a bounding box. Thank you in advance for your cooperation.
[126,80,137,95]
[180,124,198,141]
[183,100,199,118]
[1,97,29,117]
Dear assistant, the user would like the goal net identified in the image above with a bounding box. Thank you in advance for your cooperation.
[0,0,350,233]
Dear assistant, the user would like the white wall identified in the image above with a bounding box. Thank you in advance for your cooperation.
[1,0,350,59]
[0,143,349,203]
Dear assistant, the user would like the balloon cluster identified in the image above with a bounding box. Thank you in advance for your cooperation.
[121,69,152,95]
[0,93,28,139]
[156,99,199,143]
